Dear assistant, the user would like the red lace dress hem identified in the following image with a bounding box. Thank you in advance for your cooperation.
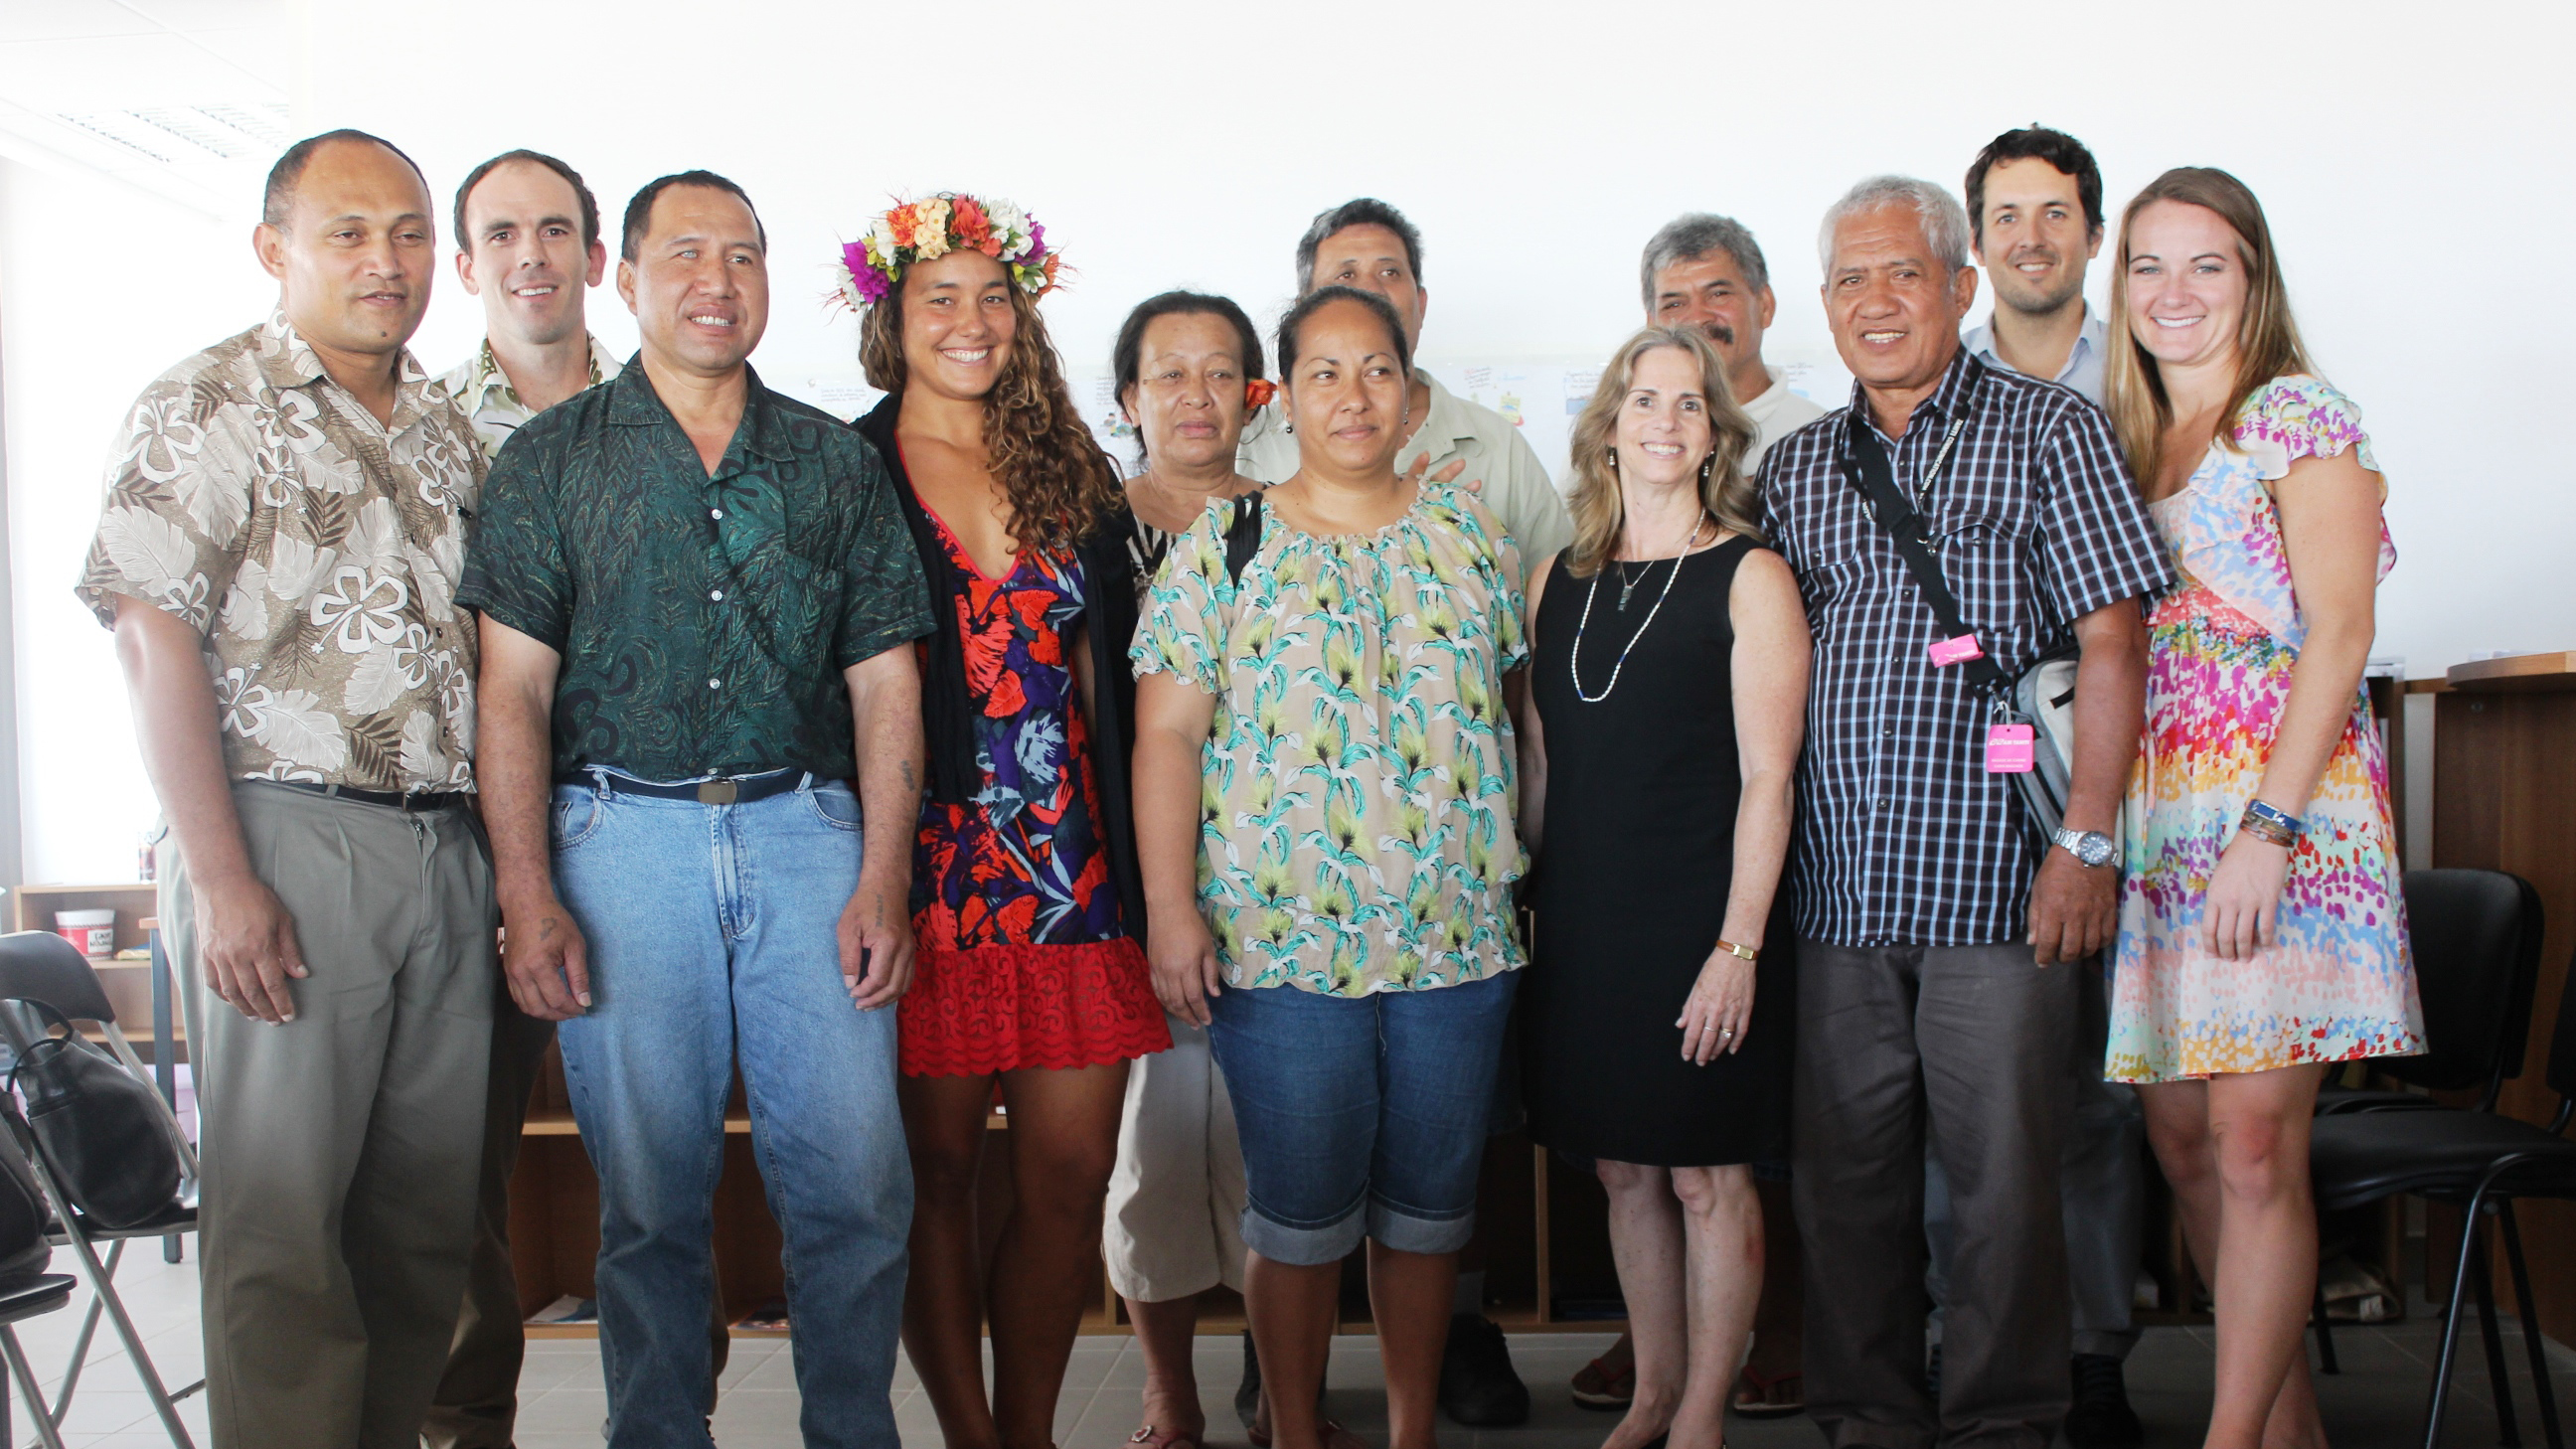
[897,936,1169,1077]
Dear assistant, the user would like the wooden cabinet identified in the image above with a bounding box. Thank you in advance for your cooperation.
[503,1045,1611,1340]
[2428,651,2576,1348]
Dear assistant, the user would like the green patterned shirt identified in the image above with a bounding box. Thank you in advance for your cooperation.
[458,361,933,782]
[1130,483,1530,996]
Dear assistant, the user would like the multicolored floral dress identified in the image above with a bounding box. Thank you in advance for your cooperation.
[903,514,1166,1076]
[1128,483,1528,997]
[2107,376,2423,1083]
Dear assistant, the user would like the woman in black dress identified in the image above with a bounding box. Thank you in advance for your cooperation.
[1516,326,1810,1449]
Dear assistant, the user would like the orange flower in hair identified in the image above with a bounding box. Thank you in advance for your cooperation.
[1244,378,1277,408]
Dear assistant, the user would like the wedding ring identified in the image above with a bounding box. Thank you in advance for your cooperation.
[1720,1028,1735,1038]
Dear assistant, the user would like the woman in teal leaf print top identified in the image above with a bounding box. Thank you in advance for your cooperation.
[1129,287,1527,1449]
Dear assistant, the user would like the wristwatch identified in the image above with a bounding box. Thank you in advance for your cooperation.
[2052,828,2117,869]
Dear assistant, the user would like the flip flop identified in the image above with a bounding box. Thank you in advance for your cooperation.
[1130,1427,1205,1449]
[1730,1367,1805,1418]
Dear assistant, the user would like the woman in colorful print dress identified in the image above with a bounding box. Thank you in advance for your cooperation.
[1130,286,1527,1449]
[843,195,1169,1449]
[2104,167,2420,1449]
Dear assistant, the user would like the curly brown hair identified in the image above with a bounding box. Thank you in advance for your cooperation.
[858,275,1121,552]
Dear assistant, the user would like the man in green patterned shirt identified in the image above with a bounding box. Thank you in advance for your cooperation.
[459,170,934,1445]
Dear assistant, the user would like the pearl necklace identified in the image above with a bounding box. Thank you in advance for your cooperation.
[1570,509,1711,704]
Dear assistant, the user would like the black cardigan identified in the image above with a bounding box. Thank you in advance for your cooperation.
[851,395,1148,942]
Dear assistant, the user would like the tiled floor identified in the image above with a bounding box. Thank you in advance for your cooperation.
[5,1252,2570,1448]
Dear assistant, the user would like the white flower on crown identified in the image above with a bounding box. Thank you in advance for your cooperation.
[869,218,899,267]
[985,198,1031,256]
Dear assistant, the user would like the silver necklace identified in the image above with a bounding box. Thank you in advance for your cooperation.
[1571,509,1710,704]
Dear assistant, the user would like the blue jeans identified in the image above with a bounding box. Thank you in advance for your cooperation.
[553,773,910,1449]
[1207,971,1518,1265]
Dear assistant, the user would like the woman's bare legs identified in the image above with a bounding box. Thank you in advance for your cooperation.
[1598,1161,1687,1449]
[1245,1252,1341,1449]
[1125,1295,1208,1443]
[902,1071,1009,1449]
[1368,1242,1459,1449]
[2140,1066,2329,1449]
[992,1061,1132,1449]
[1735,1176,1802,1408]
[1670,1165,1762,1449]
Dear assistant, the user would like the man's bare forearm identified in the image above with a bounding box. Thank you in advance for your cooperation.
[479,684,560,908]
[113,597,256,886]
[847,648,925,887]
[2064,600,2149,836]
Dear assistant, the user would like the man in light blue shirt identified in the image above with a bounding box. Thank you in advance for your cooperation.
[1943,124,2144,1449]
[1962,125,2111,407]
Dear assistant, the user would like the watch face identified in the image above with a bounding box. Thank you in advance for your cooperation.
[2077,833,2115,867]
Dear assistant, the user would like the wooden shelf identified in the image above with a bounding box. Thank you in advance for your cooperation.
[524,1106,1012,1138]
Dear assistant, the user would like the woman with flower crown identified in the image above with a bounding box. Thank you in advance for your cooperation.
[1096,288,1278,1449]
[840,194,1169,1449]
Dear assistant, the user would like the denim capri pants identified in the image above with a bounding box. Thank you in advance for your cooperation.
[1206,969,1519,1266]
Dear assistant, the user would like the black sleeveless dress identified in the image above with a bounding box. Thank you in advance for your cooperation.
[1522,537,1794,1167]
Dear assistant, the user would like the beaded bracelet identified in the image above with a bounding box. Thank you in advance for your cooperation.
[2239,799,2303,848]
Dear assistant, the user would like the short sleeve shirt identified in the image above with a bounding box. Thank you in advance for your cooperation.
[456,362,935,782]
[1129,483,1529,996]
[75,312,485,792]
[436,334,622,459]
[1757,349,2173,948]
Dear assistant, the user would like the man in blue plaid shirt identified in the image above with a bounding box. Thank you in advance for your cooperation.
[1757,175,2172,1449]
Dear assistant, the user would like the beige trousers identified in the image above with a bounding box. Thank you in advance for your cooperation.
[1102,1015,1247,1301]
[164,783,495,1449]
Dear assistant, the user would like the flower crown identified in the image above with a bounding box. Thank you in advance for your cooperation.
[837,192,1060,310]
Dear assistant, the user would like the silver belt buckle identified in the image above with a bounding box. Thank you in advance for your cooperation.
[696,779,738,805]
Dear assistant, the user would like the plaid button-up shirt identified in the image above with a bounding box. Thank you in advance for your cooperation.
[1758,349,2172,948]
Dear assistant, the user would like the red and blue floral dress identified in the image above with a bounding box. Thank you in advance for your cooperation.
[902,512,1167,1076]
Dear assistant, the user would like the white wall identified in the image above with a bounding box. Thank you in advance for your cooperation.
[5,0,2572,880]
[0,159,274,883]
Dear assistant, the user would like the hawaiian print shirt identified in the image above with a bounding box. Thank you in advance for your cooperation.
[1131,483,1530,997]
[76,311,485,792]
[435,334,621,459]
[457,361,935,783]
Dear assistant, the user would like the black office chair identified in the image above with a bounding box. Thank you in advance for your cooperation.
[0,1267,79,1449]
[0,931,202,1448]
[2316,870,2544,1117]
[2309,929,2576,1449]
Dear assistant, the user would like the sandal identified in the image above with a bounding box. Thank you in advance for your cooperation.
[1730,1366,1805,1418]
[1570,1351,1635,1410]
[1565,1341,1628,1412]
[1131,1428,1205,1449]
[1248,1417,1367,1449]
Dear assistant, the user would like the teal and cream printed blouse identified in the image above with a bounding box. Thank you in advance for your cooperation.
[1130,482,1530,997]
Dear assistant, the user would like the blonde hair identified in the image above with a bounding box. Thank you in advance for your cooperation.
[2104,166,2315,491]
[1563,327,1760,577]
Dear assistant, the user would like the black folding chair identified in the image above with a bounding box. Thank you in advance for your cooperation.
[2309,926,2576,1449]
[0,931,202,1448]
[0,1264,80,1449]
[2317,870,2544,1117]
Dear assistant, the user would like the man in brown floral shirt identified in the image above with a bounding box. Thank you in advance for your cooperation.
[78,128,495,1449]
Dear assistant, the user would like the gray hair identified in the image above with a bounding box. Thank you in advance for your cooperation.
[1638,213,1770,310]
[1816,175,1972,278]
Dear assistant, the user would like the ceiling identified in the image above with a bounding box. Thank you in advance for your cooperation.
[0,0,288,219]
